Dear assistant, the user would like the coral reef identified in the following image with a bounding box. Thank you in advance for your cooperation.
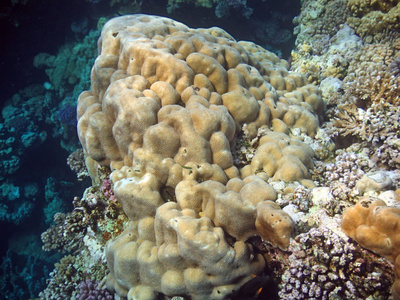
[41,209,88,253]
[292,0,400,174]
[76,279,114,300]
[0,17,101,298]
[167,0,217,11]
[39,253,110,300]
[43,177,73,224]
[67,149,90,181]
[0,85,49,181]
[289,4,400,297]
[278,226,394,299]
[291,0,353,83]
[347,0,400,40]
[40,171,125,299]
[33,29,99,99]
[75,14,325,299]
[310,149,374,205]
[293,0,351,51]
[342,196,400,298]
[39,255,80,299]
[33,2,400,300]
[214,0,253,19]
[0,181,35,224]
[42,182,125,253]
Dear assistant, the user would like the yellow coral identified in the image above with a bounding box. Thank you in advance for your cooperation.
[347,0,400,37]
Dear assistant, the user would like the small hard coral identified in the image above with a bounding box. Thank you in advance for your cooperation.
[342,196,400,262]
[342,196,400,299]
[347,0,400,38]
[279,226,394,299]
[67,149,89,181]
[77,279,114,300]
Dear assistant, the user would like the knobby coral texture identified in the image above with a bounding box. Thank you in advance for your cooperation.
[347,0,400,39]
[342,196,400,299]
[76,14,324,299]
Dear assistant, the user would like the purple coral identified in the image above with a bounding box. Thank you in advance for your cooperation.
[100,179,117,202]
[77,279,114,300]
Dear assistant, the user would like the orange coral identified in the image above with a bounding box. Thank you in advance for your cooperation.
[342,196,400,300]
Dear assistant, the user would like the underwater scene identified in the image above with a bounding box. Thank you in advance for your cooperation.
[1,0,400,299]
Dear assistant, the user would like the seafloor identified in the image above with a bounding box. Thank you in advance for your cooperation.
[1,0,400,299]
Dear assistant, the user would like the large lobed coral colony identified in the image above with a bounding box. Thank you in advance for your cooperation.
[77,14,324,299]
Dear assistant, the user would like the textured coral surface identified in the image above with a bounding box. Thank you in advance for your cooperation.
[76,14,325,299]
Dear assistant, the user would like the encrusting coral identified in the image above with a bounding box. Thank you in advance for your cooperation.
[347,0,400,40]
[76,14,325,299]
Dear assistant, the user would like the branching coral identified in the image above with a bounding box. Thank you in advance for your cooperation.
[76,279,114,300]
[372,136,400,169]
[278,226,395,299]
[347,0,400,15]
[347,0,400,39]
[343,39,400,107]
[67,149,89,181]
[40,174,125,299]
[41,209,88,253]
[39,251,111,300]
[292,2,400,153]
[321,33,400,168]
[39,255,80,299]
[326,99,400,145]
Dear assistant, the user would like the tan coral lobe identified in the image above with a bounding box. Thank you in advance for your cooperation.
[342,196,400,300]
[77,14,324,299]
